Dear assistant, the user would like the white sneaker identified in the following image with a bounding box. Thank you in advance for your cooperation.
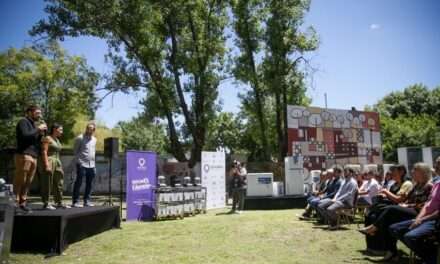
[72,203,83,208]
[43,204,56,210]
[84,202,95,207]
[56,203,71,209]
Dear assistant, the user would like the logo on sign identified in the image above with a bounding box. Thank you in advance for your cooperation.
[131,178,151,191]
[137,158,147,171]
[203,164,210,173]
[258,177,272,184]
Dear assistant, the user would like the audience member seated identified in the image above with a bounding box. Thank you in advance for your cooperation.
[358,163,433,261]
[367,164,413,219]
[315,170,330,195]
[357,164,381,207]
[316,165,358,229]
[374,168,385,188]
[300,170,329,218]
[300,166,343,220]
[389,176,440,264]
[356,169,366,188]
[363,164,413,254]
[383,169,395,190]
[433,156,440,183]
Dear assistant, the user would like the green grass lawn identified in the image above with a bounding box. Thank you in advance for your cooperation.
[9,208,410,264]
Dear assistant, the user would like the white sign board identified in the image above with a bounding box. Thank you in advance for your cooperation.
[247,173,274,196]
[285,157,305,195]
[201,151,226,209]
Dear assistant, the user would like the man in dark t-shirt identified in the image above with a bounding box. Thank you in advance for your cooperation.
[15,105,47,212]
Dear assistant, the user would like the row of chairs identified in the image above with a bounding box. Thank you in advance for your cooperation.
[330,191,440,263]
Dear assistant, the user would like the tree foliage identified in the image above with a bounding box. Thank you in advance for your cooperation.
[380,115,440,162]
[374,84,440,121]
[68,113,120,151]
[29,0,320,164]
[231,0,270,160]
[31,0,228,167]
[117,117,168,154]
[263,0,318,161]
[370,84,440,162]
[231,0,318,161]
[204,112,246,155]
[0,41,99,148]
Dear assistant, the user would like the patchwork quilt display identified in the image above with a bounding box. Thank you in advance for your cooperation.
[287,106,382,172]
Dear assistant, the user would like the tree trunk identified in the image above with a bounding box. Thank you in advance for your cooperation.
[243,16,270,161]
[282,82,289,158]
[167,16,195,137]
[275,91,284,162]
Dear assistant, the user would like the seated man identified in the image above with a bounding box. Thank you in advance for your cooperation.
[300,166,343,219]
[357,164,381,206]
[316,165,358,229]
[389,177,440,264]
[300,170,330,219]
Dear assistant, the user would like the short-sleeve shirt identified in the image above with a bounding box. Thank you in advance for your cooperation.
[406,183,433,207]
[397,180,413,196]
[359,178,380,204]
[425,182,440,215]
[73,134,96,168]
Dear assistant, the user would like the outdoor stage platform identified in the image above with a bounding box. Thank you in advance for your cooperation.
[11,205,120,254]
[244,195,307,210]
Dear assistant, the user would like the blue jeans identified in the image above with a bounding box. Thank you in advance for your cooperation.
[389,219,437,264]
[307,196,321,210]
[72,164,96,204]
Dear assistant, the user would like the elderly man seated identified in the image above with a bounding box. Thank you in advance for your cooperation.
[316,164,358,229]
[300,165,343,220]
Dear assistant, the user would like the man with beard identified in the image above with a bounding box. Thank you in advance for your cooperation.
[15,105,47,212]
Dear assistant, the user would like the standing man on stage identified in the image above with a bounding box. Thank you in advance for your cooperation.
[15,105,47,212]
[72,122,97,207]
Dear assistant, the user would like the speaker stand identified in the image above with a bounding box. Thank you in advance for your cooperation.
[103,157,113,206]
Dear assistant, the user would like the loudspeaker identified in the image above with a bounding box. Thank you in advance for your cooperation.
[104,137,119,159]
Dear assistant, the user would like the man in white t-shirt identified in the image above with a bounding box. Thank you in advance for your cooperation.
[72,122,97,207]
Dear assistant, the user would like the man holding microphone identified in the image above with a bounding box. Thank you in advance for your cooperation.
[15,105,47,212]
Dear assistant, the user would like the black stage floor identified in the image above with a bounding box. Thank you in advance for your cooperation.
[244,195,307,210]
[12,205,120,254]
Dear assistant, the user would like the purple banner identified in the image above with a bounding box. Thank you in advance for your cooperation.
[126,151,157,221]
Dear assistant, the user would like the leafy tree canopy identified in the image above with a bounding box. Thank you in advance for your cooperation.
[0,41,99,148]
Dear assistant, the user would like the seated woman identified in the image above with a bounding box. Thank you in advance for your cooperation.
[383,170,395,190]
[367,164,413,220]
[363,164,413,254]
[359,162,433,261]
[357,164,380,206]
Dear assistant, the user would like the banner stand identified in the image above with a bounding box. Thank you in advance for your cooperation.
[126,151,157,221]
